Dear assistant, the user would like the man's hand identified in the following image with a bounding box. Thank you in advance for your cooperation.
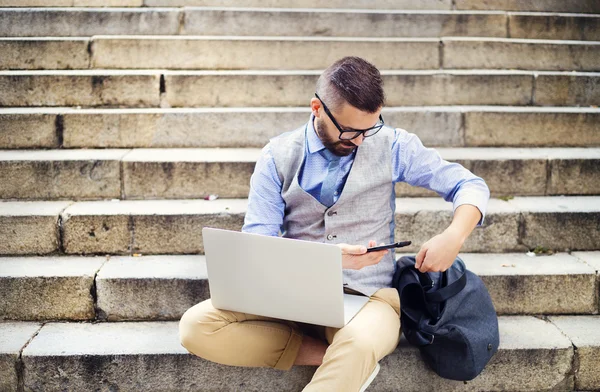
[415,204,482,273]
[338,240,387,270]
[415,228,463,273]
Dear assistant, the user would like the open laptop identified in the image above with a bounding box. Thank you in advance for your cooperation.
[202,227,370,328]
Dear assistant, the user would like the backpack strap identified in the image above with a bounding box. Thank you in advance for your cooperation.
[423,260,467,303]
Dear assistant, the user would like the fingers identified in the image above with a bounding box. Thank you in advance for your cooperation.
[417,259,430,273]
[415,246,426,269]
[339,243,367,255]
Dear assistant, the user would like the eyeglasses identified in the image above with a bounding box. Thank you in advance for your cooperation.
[315,93,384,140]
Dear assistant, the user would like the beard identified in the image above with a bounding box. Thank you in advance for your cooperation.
[314,117,358,157]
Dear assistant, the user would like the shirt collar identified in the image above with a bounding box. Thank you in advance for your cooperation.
[307,113,327,154]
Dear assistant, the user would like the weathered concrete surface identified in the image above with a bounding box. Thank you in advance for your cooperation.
[573,251,600,273]
[0,201,71,255]
[19,317,574,391]
[0,149,127,200]
[572,251,600,314]
[3,147,596,200]
[122,148,258,199]
[11,0,594,11]
[182,9,507,37]
[8,106,598,150]
[509,13,600,41]
[463,107,600,147]
[4,196,598,255]
[371,71,535,106]
[440,148,549,196]
[61,201,133,255]
[164,71,319,108]
[394,147,598,197]
[144,0,453,9]
[0,71,160,107]
[61,108,309,148]
[60,107,463,148]
[0,8,180,36]
[164,70,534,107]
[509,196,600,251]
[0,38,90,70]
[550,316,600,391]
[462,253,597,314]
[535,72,600,106]
[97,253,597,318]
[131,200,246,254]
[395,198,523,253]
[443,38,600,71]
[547,149,600,195]
[0,110,59,149]
[74,0,142,4]
[61,199,247,254]
[0,322,42,392]
[455,0,600,13]
[0,0,142,4]
[96,255,208,320]
[92,36,439,70]
[0,0,71,4]
[0,256,106,320]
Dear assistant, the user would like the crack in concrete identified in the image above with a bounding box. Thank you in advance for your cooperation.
[16,322,45,392]
[128,215,136,255]
[92,255,110,321]
[57,202,75,254]
[55,114,64,149]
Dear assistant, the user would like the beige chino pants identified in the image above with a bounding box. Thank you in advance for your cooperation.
[179,287,401,391]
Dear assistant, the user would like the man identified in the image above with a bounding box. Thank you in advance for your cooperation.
[179,56,489,391]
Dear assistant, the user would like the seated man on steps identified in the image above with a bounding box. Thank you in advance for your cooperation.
[179,56,490,391]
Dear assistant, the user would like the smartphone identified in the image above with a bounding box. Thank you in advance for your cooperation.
[366,241,412,253]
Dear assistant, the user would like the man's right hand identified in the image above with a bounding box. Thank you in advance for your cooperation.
[337,240,388,270]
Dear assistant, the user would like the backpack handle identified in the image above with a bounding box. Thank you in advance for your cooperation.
[422,259,467,303]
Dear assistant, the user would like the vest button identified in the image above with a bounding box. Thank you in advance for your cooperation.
[327,210,337,217]
[327,234,334,241]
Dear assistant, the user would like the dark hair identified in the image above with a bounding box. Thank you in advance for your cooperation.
[315,56,384,113]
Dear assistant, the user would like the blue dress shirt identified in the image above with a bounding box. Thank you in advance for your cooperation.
[243,114,490,237]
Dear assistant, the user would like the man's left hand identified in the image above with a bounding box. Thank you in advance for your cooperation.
[415,228,464,273]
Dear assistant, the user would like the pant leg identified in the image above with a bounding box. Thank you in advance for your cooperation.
[179,298,304,370]
[302,287,401,392]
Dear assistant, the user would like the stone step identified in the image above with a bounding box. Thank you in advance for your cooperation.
[1,147,598,200]
[1,0,600,13]
[2,316,598,391]
[1,70,599,107]
[2,106,599,149]
[2,0,600,13]
[0,70,161,108]
[3,37,600,72]
[0,256,107,321]
[1,8,600,41]
[2,252,597,321]
[0,196,597,256]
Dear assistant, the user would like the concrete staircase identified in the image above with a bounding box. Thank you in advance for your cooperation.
[0,1,599,391]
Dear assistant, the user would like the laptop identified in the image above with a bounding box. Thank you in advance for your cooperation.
[202,227,370,328]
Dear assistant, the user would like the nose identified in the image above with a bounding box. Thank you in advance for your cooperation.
[352,134,365,146]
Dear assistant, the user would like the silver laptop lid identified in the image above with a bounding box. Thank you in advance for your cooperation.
[202,227,346,327]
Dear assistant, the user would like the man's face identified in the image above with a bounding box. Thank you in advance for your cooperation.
[312,98,382,157]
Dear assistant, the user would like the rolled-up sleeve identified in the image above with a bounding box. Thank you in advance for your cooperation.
[392,128,490,225]
[242,144,285,236]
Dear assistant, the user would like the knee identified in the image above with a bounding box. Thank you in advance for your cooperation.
[335,332,378,358]
[178,300,226,354]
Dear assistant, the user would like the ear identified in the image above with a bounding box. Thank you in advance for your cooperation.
[310,97,321,118]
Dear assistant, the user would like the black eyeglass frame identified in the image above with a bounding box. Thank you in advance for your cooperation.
[314,93,384,140]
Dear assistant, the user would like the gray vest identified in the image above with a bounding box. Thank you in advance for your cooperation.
[270,123,397,297]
